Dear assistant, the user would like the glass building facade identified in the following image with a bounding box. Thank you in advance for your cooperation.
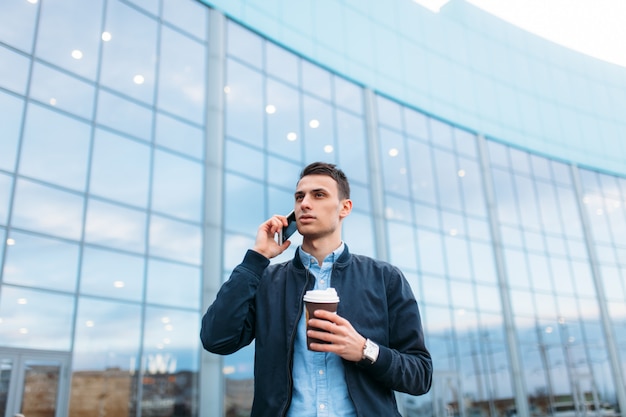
[0,1,624,417]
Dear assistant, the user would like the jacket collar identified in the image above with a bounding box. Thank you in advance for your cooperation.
[292,244,352,270]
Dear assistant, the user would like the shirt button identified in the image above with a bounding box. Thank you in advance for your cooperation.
[319,404,326,410]
[320,279,325,285]
[318,369,324,375]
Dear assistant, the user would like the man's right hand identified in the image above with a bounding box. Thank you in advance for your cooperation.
[252,215,292,259]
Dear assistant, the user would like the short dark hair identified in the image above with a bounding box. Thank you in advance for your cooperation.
[299,162,351,200]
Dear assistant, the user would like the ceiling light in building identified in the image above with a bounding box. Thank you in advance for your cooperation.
[544,326,553,334]
[388,148,399,157]
[102,31,112,41]
[309,119,320,128]
[457,169,466,177]
[161,316,171,324]
[133,74,145,84]
[596,208,603,215]
[456,308,466,316]
[164,324,173,331]
[113,281,125,288]
[286,132,297,141]
[163,338,171,344]
[324,145,333,153]
[27,0,38,4]
[412,0,450,13]
[86,320,95,327]
[449,228,458,236]
[17,298,27,305]
[71,49,83,60]
[6,238,15,246]
[19,328,29,334]
[223,86,230,94]
[223,366,235,375]
[49,98,57,105]
[265,104,276,114]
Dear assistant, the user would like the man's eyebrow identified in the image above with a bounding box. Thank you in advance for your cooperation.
[295,187,327,194]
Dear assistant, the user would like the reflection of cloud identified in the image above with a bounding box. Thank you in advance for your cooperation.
[224,234,255,270]
[149,216,201,264]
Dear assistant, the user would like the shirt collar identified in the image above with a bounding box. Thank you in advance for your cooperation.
[298,242,345,267]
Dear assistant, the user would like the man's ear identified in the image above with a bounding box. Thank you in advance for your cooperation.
[339,199,353,219]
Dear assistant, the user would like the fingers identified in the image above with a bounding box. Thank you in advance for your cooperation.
[307,311,366,362]
[252,214,291,259]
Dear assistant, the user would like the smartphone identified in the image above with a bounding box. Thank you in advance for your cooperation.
[278,210,297,243]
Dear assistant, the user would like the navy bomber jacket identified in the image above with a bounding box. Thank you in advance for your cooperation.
[200,245,432,417]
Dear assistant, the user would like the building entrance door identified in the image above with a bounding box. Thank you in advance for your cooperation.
[0,348,70,417]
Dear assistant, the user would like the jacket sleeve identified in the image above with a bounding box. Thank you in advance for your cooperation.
[357,267,433,396]
[200,249,270,355]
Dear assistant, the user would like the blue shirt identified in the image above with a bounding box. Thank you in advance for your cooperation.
[287,243,357,417]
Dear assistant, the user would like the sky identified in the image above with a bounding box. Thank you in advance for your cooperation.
[415,0,626,68]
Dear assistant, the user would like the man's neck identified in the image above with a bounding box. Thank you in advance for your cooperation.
[301,237,342,266]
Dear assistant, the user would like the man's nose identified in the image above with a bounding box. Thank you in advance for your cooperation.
[300,194,313,208]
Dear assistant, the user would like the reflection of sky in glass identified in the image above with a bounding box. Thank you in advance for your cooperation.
[12,179,84,240]
[85,199,147,253]
[73,297,142,371]
[0,286,74,350]
[0,93,24,171]
[4,231,79,292]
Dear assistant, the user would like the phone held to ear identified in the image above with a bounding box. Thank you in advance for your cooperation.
[277,210,297,243]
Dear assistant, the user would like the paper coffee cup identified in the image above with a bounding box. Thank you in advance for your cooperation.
[303,288,339,350]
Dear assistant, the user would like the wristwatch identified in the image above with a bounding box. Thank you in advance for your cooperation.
[362,338,379,364]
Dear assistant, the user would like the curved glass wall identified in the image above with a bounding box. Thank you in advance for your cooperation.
[1,1,625,417]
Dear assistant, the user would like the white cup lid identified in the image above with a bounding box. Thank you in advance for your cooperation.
[303,288,339,303]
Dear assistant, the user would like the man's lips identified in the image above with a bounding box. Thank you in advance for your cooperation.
[299,215,315,222]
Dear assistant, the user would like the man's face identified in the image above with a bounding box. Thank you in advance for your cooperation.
[294,174,351,240]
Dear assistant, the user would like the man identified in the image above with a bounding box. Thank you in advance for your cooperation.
[201,162,432,416]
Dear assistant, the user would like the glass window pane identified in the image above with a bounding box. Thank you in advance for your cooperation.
[445,236,471,280]
[336,110,368,184]
[376,95,402,130]
[343,212,375,258]
[266,42,299,86]
[90,129,151,208]
[429,118,453,149]
[151,150,203,221]
[12,179,84,240]
[143,307,200,368]
[100,0,157,104]
[459,158,486,216]
[30,62,95,119]
[266,79,302,162]
[80,246,145,302]
[225,59,263,145]
[149,215,202,264]
[470,241,497,284]
[302,60,331,101]
[0,45,30,94]
[0,286,74,350]
[97,90,153,141]
[226,21,262,68]
[0,173,12,226]
[267,156,301,190]
[334,75,363,115]
[20,104,90,191]
[224,174,265,235]
[3,231,79,292]
[302,95,336,163]
[162,0,208,40]
[146,259,200,309]
[379,128,409,197]
[418,230,445,275]
[387,222,417,270]
[403,107,428,141]
[433,148,462,211]
[36,0,104,79]
[0,0,38,52]
[225,140,265,178]
[0,92,25,172]
[85,199,147,253]
[155,113,204,158]
[407,139,437,205]
[454,128,477,158]
[70,297,141,416]
[158,26,206,124]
